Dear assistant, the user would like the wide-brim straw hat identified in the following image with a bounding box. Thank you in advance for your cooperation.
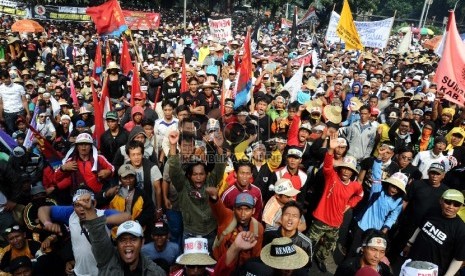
[382,172,408,194]
[7,36,20,44]
[334,156,359,174]
[163,69,178,80]
[350,97,363,111]
[324,105,342,124]
[305,78,318,91]
[177,253,217,266]
[305,98,323,114]
[106,61,120,71]
[260,237,309,270]
[392,91,410,101]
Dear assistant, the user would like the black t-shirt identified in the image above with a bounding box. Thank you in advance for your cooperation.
[399,164,422,182]
[405,180,449,226]
[334,256,393,276]
[360,158,399,189]
[410,207,465,275]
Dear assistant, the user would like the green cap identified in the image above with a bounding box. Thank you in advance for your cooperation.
[442,189,465,205]
[105,111,118,121]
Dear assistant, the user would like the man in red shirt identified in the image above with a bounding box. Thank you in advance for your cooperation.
[55,133,114,203]
[221,160,264,221]
[309,133,364,272]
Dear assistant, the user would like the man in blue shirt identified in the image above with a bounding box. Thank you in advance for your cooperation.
[141,221,180,271]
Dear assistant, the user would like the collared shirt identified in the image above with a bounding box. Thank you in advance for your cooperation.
[0,83,25,113]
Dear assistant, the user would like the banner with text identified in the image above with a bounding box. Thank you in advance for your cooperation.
[122,10,161,29]
[32,5,90,21]
[208,18,232,42]
[0,0,26,17]
[325,11,394,49]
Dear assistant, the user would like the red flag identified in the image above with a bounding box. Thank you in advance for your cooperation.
[434,11,465,106]
[120,37,133,76]
[105,40,112,67]
[130,64,141,107]
[91,82,104,149]
[85,0,128,36]
[100,79,111,116]
[92,40,102,84]
[233,30,252,108]
[180,57,188,93]
[68,72,80,109]
[26,123,63,167]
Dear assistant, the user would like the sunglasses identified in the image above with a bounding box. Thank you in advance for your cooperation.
[4,225,20,234]
[443,199,462,207]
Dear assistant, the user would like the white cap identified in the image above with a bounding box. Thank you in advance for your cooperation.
[116,220,143,239]
[273,178,300,196]
[61,115,71,122]
[400,260,438,276]
[75,133,93,144]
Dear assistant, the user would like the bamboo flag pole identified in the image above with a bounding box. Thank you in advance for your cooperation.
[127,30,143,64]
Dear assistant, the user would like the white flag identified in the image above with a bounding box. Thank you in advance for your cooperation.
[435,29,446,57]
[283,63,304,103]
[397,28,412,54]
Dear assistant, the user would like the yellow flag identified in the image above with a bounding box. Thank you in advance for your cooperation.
[336,0,363,50]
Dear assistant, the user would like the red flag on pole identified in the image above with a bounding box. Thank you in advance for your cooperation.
[85,0,128,36]
[68,71,80,109]
[434,10,465,106]
[130,64,141,107]
[92,40,102,84]
[105,40,112,67]
[120,37,133,76]
[100,79,111,116]
[91,82,104,149]
[180,57,188,93]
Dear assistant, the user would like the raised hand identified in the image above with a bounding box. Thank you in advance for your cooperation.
[168,130,179,146]
[328,132,339,150]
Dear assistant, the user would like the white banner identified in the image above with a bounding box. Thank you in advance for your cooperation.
[208,18,233,42]
[325,11,394,49]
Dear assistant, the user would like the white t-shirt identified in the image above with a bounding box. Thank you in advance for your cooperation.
[0,83,25,113]
[154,118,178,151]
[70,209,108,276]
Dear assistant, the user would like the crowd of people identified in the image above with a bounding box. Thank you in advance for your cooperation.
[0,6,462,276]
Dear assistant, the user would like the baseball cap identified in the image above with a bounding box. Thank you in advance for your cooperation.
[105,111,118,121]
[76,120,86,128]
[114,102,125,111]
[235,193,255,208]
[9,256,32,272]
[116,220,143,239]
[75,133,93,144]
[118,164,136,177]
[428,163,445,174]
[287,148,303,158]
[134,92,146,99]
[152,221,169,236]
[442,189,465,205]
[273,179,300,197]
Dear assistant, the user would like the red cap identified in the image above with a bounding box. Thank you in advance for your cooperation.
[371,107,380,116]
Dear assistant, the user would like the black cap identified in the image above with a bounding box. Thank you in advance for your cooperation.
[151,221,169,236]
[9,256,32,272]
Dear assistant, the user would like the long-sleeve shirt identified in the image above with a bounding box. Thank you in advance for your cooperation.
[313,152,364,228]
[209,198,263,266]
[168,154,226,235]
[357,181,403,231]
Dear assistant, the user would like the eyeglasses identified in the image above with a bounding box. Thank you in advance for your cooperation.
[443,199,462,207]
[4,225,20,234]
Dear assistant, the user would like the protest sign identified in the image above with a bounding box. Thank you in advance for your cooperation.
[326,11,394,49]
[208,18,233,42]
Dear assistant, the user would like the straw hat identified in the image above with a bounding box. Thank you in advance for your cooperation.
[391,91,410,101]
[163,69,178,80]
[382,172,408,193]
[260,237,309,270]
[305,77,318,91]
[334,155,359,174]
[324,105,342,124]
[176,238,216,266]
[349,97,363,111]
[305,98,323,114]
[106,61,120,71]
[7,36,20,44]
